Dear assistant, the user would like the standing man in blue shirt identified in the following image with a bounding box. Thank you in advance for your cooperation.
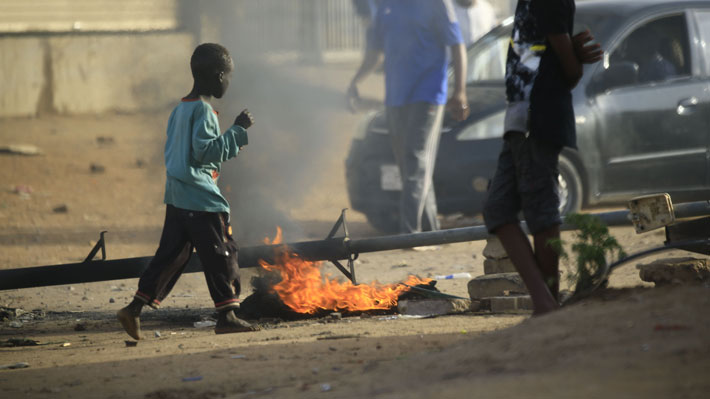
[348,0,469,234]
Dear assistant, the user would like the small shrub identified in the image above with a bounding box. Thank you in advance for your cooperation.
[548,213,627,296]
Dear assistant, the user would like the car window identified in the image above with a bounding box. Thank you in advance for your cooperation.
[695,10,710,72]
[466,29,509,83]
[606,14,691,89]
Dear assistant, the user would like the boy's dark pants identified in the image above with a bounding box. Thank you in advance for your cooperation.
[134,205,241,312]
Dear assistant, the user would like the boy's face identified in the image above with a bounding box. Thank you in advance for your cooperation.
[212,67,233,99]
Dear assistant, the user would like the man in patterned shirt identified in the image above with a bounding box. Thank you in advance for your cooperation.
[482,0,602,315]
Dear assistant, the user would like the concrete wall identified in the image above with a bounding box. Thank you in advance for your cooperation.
[0,37,46,117]
[0,32,193,117]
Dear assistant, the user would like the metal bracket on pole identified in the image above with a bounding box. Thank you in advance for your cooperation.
[326,209,358,284]
[83,231,107,263]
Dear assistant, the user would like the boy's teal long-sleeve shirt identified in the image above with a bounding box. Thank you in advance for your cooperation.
[163,99,248,214]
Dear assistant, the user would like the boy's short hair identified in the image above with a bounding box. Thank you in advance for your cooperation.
[190,43,233,80]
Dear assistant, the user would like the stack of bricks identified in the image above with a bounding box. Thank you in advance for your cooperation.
[468,237,534,313]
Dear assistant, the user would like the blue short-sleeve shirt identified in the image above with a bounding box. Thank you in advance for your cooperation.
[369,0,463,106]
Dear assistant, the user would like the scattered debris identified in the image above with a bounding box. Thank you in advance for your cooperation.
[320,383,332,392]
[61,342,71,347]
[181,376,203,382]
[467,273,527,300]
[482,237,508,260]
[53,204,69,213]
[0,307,18,321]
[230,354,246,359]
[12,185,33,198]
[328,312,342,320]
[96,136,115,145]
[316,334,360,341]
[193,320,216,328]
[154,331,161,338]
[0,362,30,370]
[125,341,137,347]
[638,257,710,286]
[109,298,115,303]
[0,338,39,348]
[434,272,472,280]
[8,321,22,328]
[74,323,87,331]
[411,245,441,252]
[398,298,472,316]
[90,163,105,173]
[0,144,42,156]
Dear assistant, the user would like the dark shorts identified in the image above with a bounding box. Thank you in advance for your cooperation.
[483,131,562,234]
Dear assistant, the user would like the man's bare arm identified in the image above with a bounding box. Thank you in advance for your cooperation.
[347,48,382,109]
[446,43,469,121]
[547,33,584,89]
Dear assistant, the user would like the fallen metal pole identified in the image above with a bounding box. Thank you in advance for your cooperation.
[1,201,708,291]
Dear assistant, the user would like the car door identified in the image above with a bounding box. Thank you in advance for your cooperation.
[592,12,710,196]
[692,8,710,188]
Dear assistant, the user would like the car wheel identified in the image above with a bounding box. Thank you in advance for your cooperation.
[558,156,583,215]
[364,209,399,235]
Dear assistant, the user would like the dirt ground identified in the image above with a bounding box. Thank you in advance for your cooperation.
[1,61,709,399]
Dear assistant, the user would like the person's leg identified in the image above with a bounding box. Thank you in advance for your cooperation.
[494,223,559,314]
[136,206,193,307]
[186,211,255,333]
[518,136,563,302]
[534,225,560,300]
[389,103,444,233]
[483,132,558,315]
[119,205,192,339]
[418,103,443,232]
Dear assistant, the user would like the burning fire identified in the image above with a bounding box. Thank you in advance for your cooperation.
[259,227,432,314]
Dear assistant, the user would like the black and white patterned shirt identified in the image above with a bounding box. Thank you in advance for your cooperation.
[504,0,577,148]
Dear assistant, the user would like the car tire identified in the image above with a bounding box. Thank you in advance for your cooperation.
[364,209,399,235]
[558,155,583,215]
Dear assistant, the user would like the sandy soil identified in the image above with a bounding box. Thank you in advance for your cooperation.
[1,62,709,399]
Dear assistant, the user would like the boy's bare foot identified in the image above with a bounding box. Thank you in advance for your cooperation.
[215,310,258,334]
[117,304,142,340]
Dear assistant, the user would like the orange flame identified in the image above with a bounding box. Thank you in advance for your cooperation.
[259,227,432,314]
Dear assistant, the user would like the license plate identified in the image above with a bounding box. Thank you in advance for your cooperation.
[380,164,402,191]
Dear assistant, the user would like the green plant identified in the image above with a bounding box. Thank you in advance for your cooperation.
[548,213,627,296]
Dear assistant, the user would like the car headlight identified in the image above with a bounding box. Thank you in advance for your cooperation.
[455,112,505,141]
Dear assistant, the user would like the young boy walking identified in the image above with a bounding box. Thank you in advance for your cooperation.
[482,0,602,315]
[118,43,256,338]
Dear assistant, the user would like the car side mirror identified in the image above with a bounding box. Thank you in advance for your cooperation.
[593,61,639,93]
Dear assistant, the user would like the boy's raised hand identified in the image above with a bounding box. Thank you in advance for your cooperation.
[235,109,255,130]
[573,30,603,64]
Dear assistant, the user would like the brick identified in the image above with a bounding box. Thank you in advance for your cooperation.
[638,257,710,286]
[467,273,527,300]
[488,295,533,313]
[482,237,508,260]
[397,299,472,316]
[483,258,517,274]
